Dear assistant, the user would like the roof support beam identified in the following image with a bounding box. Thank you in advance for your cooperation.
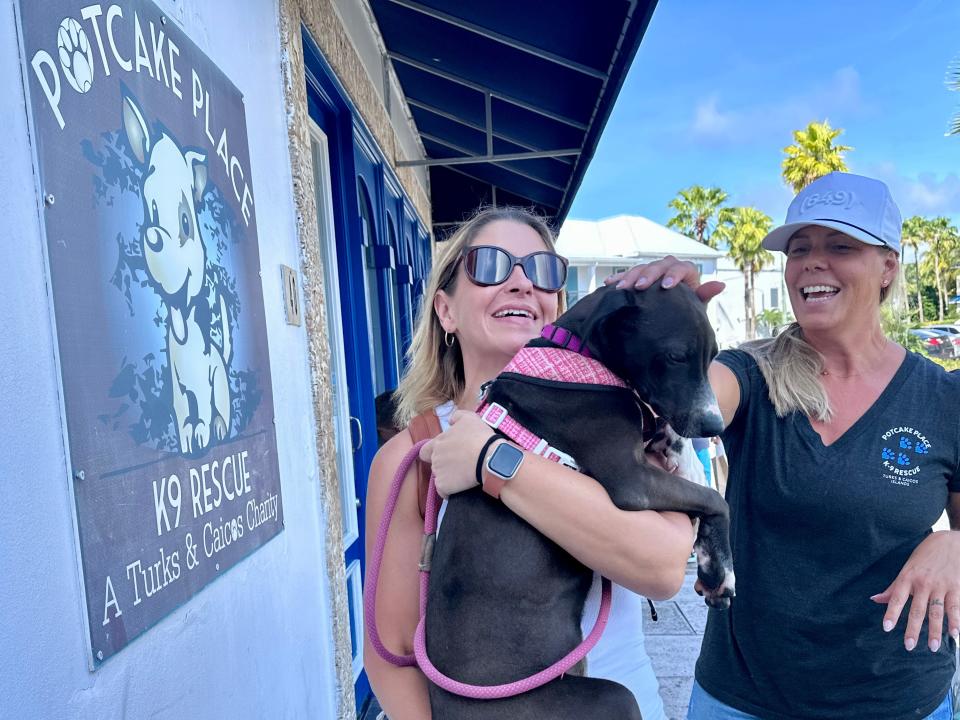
[388,52,588,130]
[414,132,569,192]
[439,163,561,211]
[405,98,574,164]
[397,148,580,168]
[384,0,608,80]
[485,92,493,156]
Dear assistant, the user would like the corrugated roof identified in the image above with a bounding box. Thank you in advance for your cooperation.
[557,215,724,261]
[368,0,659,235]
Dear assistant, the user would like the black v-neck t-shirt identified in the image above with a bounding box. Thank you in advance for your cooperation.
[696,349,960,720]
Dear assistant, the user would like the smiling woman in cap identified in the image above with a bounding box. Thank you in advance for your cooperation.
[616,172,960,720]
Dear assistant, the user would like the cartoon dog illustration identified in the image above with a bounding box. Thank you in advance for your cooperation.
[122,93,232,454]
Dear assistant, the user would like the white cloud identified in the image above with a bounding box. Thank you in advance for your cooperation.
[689,66,866,146]
[861,162,960,220]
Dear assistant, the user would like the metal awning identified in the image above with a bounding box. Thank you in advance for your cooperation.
[369,0,658,236]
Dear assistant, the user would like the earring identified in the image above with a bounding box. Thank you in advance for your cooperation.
[444,332,455,347]
[882,279,889,287]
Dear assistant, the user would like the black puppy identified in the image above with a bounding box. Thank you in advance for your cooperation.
[425,283,734,719]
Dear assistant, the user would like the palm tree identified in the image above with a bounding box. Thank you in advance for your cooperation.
[666,186,730,248]
[946,54,960,135]
[927,217,959,320]
[722,207,775,339]
[902,216,929,322]
[781,121,852,193]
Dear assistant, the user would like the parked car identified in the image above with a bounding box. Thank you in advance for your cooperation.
[925,325,960,357]
[909,328,955,358]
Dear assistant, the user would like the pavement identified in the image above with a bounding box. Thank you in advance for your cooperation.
[643,564,706,720]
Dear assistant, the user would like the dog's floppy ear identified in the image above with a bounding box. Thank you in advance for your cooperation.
[185,151,208,204]
[122,94,151,165]
[580,287,639,356]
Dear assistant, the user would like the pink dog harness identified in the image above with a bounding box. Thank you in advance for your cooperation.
[364,325,629,700]
[477,334,628,469]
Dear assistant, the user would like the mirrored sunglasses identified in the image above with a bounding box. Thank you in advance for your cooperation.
[450,245,568,293]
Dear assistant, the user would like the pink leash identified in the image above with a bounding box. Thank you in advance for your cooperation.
[363,439,614,699]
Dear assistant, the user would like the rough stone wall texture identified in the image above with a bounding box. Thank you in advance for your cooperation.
[277,1,432,717]
[299,0,430,223]
[277,2,353,718]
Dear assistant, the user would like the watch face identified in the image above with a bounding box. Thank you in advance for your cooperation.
[487,443,524,479]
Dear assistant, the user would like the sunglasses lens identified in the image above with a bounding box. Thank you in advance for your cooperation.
[526,253,567,291]
[464,247,512,285]
[463,247,567,291]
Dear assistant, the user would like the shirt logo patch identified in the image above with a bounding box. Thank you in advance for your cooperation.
[880,426,930,485]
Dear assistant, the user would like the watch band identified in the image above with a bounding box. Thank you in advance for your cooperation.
[475,434,503,486]
[482,442,523,499]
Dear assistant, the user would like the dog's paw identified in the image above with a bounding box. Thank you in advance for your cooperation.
[700,569,736,609]
[212,417,227,442]
[194,422,210,450]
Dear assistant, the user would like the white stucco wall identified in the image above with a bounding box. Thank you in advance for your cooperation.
[0,1,339,717]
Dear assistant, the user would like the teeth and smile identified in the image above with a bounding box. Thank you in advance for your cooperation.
[493,308,534,319]
[800,284,840,302]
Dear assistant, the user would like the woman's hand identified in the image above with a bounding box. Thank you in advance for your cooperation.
[871,530,960,652]
[605,255,725,304]
[419,410,494,498]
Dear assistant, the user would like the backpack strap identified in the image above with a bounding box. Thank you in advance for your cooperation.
[408,410,442,519]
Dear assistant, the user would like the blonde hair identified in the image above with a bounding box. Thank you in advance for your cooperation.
[741,247,899,422]
[394,207,566,427]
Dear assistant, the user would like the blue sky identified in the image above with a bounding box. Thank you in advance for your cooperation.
[568,0,960,228]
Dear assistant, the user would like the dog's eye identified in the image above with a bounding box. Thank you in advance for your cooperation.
[666,351,687,364]
[180,212,190,237]
[151,201,159,226]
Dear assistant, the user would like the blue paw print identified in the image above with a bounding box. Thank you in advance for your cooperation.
[897,453,911,466]
[915,442,930,455]
[899,437,913,450]
[882,448,895,461]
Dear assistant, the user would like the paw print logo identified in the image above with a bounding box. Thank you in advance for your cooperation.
[56,18,95,94]
[915,442,930,455]
[899,437,913,450]
[897,453,911,466]
[882,448,896,461]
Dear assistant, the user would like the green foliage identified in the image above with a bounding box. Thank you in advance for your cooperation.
[666,186,730,248]
[756,308,794,336]
[947,54,960,136]
[929,357,960,371]
[881,304,924,353]
[781,120,852,193]
[720,207,774,273]
[907,216,960,321]
[720,207,775,339]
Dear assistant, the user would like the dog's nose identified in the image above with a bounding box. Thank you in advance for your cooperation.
[699,411,725,438]
[144,227,164,252]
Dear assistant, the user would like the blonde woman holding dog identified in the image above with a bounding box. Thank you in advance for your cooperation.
[619,172,960,720]
[363,207,694,720]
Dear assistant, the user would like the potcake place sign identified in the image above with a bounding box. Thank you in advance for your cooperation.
[16,0,284,664]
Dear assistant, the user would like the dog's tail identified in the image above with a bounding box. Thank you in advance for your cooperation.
[219,291,233,364]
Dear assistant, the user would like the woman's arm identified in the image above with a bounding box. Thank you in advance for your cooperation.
[363,431,431,720]
[423,412,695,600]
[710,361,741,429]
[871,493,960,652]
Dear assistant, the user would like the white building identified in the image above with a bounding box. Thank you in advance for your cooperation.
[557,215,790,347]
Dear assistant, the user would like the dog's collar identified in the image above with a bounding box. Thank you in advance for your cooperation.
[540,323,591,357]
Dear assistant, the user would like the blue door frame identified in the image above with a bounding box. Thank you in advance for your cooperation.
[303,26,429,712]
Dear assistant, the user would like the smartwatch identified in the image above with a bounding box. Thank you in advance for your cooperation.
[482,442,524,499]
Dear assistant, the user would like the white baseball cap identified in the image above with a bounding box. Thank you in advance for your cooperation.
[761,172,902,254]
